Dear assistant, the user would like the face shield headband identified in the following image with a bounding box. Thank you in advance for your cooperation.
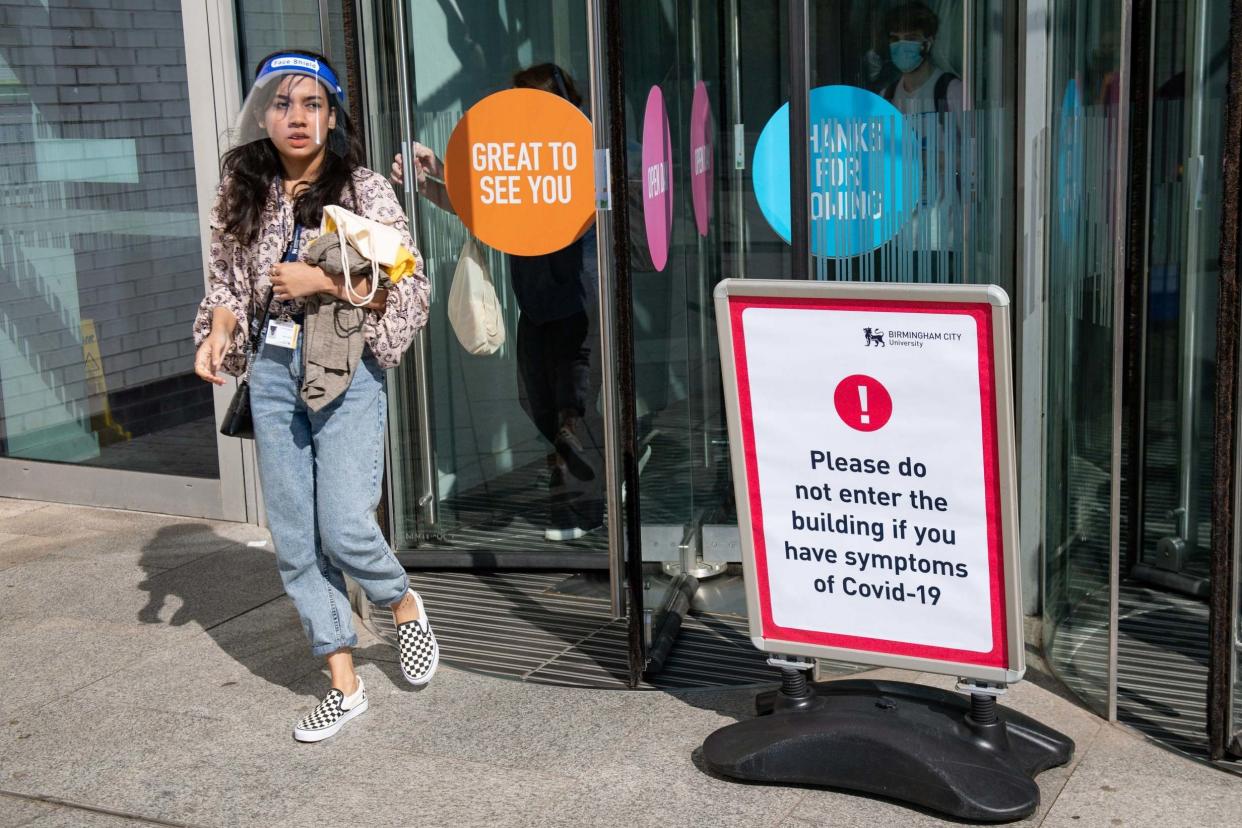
[256,54,345,105]
[229,53,349,156]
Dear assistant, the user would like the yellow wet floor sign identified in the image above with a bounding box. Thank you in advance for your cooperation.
[81,319,130,445]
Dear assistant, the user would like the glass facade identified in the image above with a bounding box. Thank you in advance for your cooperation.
[0,1,215,478]
[1,0,1239,763]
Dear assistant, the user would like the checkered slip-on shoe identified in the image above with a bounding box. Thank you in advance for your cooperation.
[292,678,368,743]
[396,590,439,686]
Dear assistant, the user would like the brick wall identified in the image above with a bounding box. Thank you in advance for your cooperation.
[237,1,324,85]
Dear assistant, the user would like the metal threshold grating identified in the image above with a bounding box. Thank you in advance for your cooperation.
[358,571,860,690]
[1049,582,1242,774]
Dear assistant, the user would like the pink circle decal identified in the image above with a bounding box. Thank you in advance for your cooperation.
[641,85,673,271]
[689,81,714,237]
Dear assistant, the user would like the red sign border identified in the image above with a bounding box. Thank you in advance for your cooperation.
[729,295,1008,669]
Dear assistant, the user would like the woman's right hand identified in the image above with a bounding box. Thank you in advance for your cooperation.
[194,329,231,385]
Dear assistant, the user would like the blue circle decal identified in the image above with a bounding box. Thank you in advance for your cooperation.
[1056,80,1083,244]
[753,85,918,259]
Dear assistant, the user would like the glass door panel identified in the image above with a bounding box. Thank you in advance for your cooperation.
[1133,0,1226,601]
[1041,0,1128,717]
[383,1,609,563]
[617,0,740,666]
[1129,0,1231,758]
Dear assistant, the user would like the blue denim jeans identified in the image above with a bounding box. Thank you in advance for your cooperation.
[250,332,409,657]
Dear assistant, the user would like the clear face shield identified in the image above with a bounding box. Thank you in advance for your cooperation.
[230,54,348,157]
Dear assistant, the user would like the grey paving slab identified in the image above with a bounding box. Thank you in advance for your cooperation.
[787,792,966,827]
[0,530,219,579]
[0,505,189,539]
[1,543,285,632]
[0,700,306,827]
[5,680,576,828]
[1041,725,1242,827]
[18,808,163,827]
[536,746,808,828]
[342,668,806,827]
[346,650,771,783]
[0,532,106,573]
[0,503,267,566]
[0,615,195,717]
[73,598,326,726]
[311,658,645,774]
[0,794,60,828]
[0,499,49,520]
[132,545,287,631]
[276,746,578,828]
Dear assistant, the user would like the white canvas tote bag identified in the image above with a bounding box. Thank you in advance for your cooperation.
[448,236,505,355]
[321,205,405,307]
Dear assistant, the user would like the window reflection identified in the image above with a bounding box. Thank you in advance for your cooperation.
[0,4,216,478]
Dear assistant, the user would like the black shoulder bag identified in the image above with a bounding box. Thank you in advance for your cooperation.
[219,284,275,439]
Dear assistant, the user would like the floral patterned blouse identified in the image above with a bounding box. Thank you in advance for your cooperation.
[192,168,428,376]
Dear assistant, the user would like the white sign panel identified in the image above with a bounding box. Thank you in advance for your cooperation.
[716,280,1024,683]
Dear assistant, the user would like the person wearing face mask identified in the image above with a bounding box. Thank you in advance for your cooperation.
[882,2,963,115]
[881,2,965,283]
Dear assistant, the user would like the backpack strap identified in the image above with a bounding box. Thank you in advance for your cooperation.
[934,72,960,113]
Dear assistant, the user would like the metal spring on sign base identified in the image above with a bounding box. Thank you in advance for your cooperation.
[781,667,810,698]
[971,693,999,724]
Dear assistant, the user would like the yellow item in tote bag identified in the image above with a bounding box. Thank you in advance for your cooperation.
[448,236,505,355]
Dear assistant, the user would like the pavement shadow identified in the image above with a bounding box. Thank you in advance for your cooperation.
[135,523,320,691]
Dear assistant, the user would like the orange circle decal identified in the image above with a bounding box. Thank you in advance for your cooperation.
[444,89,596,256]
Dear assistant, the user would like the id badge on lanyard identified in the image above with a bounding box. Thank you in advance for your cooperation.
[266,224,304,350]
[266,318,300,349]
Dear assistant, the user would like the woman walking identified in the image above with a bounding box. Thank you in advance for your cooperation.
[192,51,436,741]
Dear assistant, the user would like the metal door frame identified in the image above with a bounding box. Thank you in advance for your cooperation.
[1208,0,1242,762]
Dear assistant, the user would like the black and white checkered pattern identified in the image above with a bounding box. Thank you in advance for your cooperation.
[297,689,346,732]
[293,681,367,742]
[397,591,439,686]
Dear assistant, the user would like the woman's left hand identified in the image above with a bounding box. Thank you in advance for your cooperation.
[270,262,330,301]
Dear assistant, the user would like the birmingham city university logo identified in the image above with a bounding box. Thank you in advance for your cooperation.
[863,327,885,347]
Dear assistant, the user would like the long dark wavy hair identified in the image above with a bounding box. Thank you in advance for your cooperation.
[219,50,362,245]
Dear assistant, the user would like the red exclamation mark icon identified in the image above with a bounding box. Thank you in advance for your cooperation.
[833,374,892,432]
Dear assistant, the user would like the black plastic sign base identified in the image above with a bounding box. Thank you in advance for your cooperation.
[702,678,1074,823]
